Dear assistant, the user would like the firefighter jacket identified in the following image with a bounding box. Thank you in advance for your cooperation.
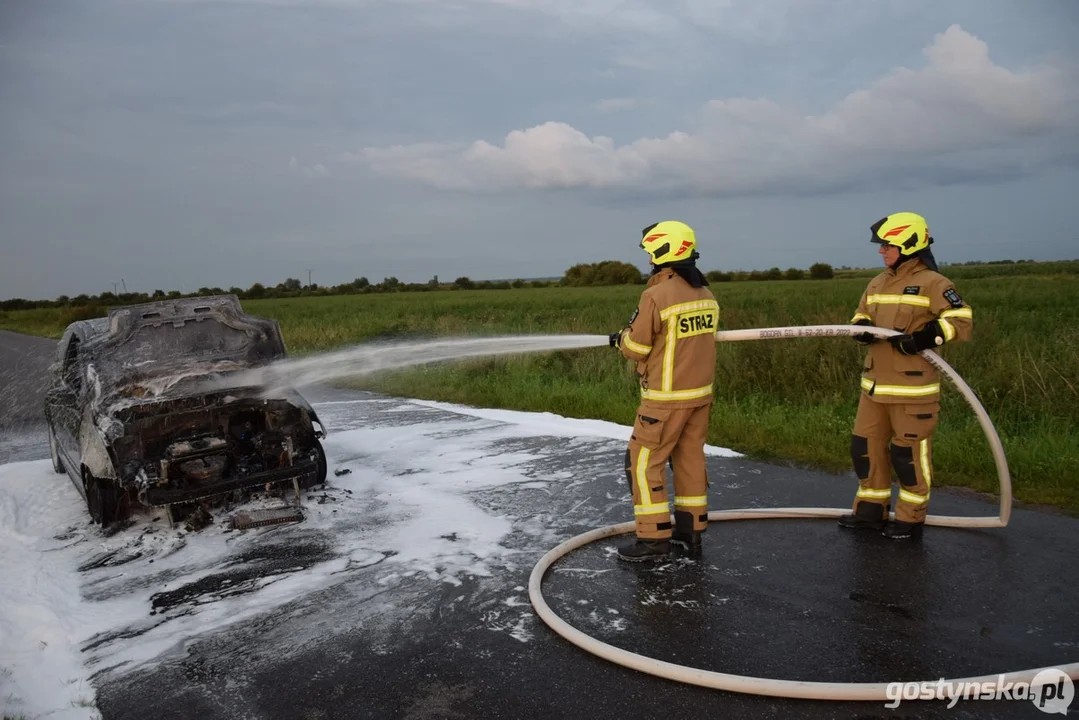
[617,268,720,409]
[852,257,973,404]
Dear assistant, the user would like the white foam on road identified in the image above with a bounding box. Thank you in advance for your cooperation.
[0,397,740,719]
[408,398,744,458]
[0,461,103,720]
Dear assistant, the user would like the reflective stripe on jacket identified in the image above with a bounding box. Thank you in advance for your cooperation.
[618,268,719,408]
[852,258,973,404]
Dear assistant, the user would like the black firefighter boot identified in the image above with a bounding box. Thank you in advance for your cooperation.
[837,501,888,531]
[617,537,671,563]
[671,510,703,554]
[882,520,924,540]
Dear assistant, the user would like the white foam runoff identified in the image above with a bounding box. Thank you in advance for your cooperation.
[1,393,739,719]
[0,392,743,718]
[204,334,611,397]
[406,399,744,458]
[0,461,104,720]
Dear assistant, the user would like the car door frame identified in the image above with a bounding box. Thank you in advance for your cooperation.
[45,328,86,492]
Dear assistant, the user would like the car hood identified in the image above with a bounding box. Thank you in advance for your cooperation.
[92,363,298,415]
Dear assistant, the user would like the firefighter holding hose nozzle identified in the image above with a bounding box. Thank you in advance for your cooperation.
[839,212,973,540]
[609,220,720,562]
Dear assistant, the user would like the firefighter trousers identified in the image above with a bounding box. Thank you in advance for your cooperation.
[624,402,711,540]
[850,393,938,524]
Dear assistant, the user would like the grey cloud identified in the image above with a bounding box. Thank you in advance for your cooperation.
[3,0,1078,301]
[359,26,1079,196]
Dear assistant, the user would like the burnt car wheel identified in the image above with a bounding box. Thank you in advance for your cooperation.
[48,426,64,474]
[316,439,327,485]
[303,439,328,489]
[83,468,121,526]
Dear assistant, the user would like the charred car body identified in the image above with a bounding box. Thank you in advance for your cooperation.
[44,295,327,526]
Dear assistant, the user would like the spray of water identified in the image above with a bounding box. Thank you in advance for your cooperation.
[199,334,611,397]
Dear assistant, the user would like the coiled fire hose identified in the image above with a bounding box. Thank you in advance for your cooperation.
[527,324,1079,700]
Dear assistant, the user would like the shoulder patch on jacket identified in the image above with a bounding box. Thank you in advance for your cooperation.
[903,286,920,295]
[943,288,964,308]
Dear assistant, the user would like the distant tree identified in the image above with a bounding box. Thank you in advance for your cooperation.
[562,261,641,286]
[282,277,302,291]
[511,279,527,288]
[246,282,266,298]
[705,270,732,282]
[454,276,474,290]
[809,262,835,279]
[784,267,805,280]
[151,289,166,298]
[764,267,783,280]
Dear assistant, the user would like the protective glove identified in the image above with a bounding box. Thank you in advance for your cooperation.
[888,321,944,355]
[851,318,878,345]
[609,330,623,348]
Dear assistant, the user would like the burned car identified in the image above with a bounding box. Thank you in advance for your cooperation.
[44,295,327,527]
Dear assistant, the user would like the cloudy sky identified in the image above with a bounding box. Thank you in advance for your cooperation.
[2,0,1078,300]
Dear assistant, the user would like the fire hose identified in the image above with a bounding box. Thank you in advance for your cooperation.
[527,323,1079,700]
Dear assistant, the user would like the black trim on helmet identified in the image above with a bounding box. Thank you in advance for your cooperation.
[649,242,671,260]
[870,217,887,244]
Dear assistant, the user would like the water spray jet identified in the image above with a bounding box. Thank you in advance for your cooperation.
[198,334,611,398]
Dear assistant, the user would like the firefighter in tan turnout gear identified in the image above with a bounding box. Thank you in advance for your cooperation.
[609,220,720,562]
[839,212,973,540]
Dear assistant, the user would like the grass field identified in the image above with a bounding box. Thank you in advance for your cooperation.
[3,261,1077,514]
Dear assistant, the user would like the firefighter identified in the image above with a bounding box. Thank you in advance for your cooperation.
[839,212,973,539]
[609,220,720,562]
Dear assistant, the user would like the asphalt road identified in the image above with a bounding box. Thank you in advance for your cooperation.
[0,329,55,462]
[1,331,1076,720]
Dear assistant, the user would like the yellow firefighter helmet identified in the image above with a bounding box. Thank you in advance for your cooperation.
[870,212,932,256]
[640,220,697,265]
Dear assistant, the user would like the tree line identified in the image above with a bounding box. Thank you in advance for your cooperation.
[0,261,838,311]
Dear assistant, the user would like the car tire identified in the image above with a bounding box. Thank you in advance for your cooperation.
[48,426,65,474]
[83,468,121,526]
[302,439,328,489]
[316,439,327,485]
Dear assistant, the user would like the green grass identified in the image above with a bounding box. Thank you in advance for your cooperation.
[3,263,1077,514]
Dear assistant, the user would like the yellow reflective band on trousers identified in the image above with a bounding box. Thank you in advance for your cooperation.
[621,335,652,355]
[898,441,932,506]
[914,437,933,505]
[866,293,931,308]
[860,377,940,397]
[856,487,892,500]
[641,385,713,402]
[633,446,670,517]
[674,495,708,507]
[899,489,928,505]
